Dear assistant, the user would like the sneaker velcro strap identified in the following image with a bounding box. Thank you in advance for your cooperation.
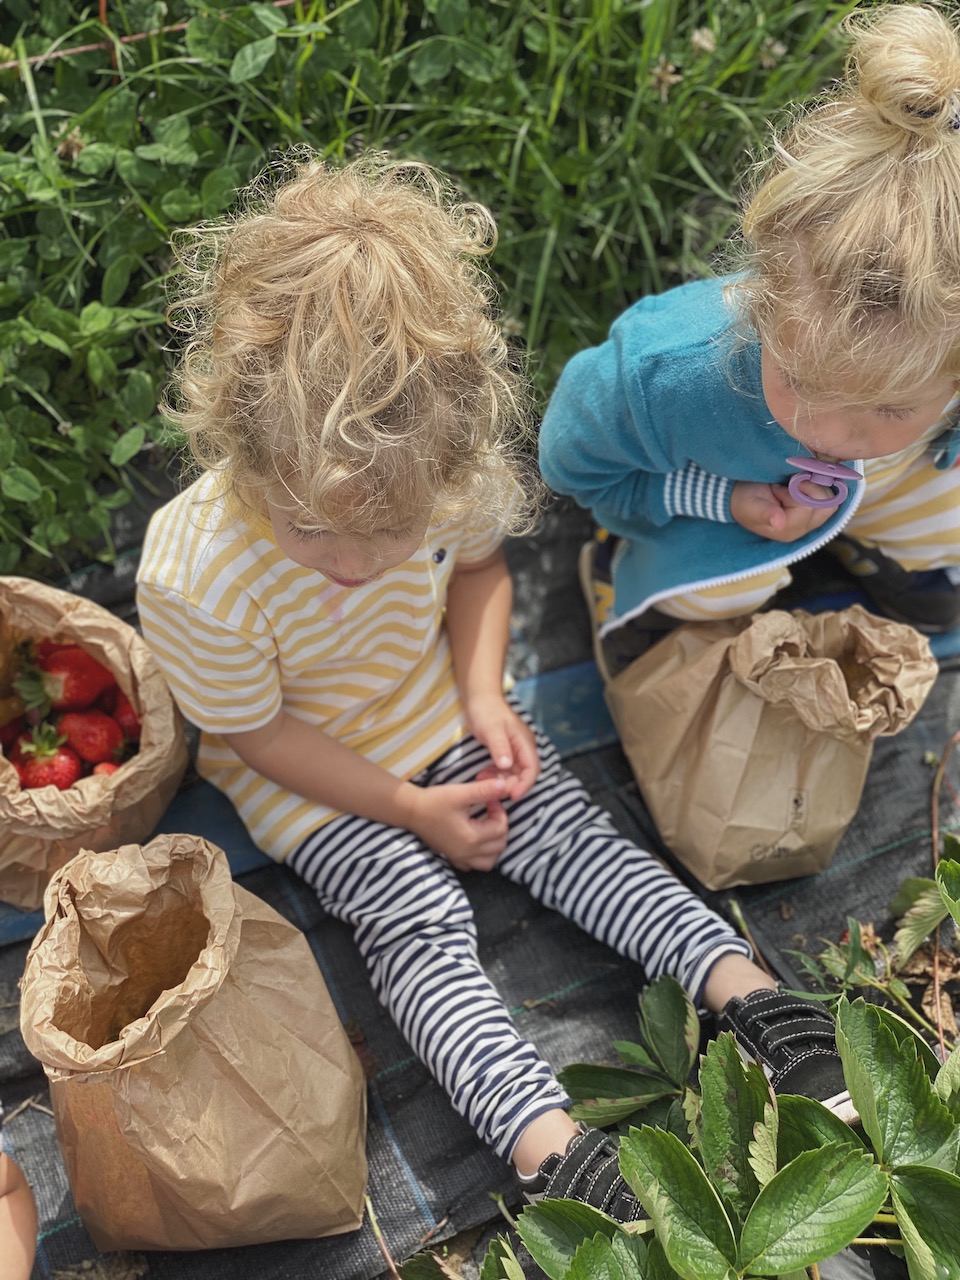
[761,1022,837,1050]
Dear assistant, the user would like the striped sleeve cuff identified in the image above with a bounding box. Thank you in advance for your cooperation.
[663,463,733,522]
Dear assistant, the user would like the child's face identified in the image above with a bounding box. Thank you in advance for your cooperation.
[760,346,956,462]
[265,494,429,587]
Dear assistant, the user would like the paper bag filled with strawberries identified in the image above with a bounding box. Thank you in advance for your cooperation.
[0,576,188,909]
[19,835,368,1250]
[604,605,938,889]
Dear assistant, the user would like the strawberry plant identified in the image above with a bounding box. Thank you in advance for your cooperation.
[399,862,960,1280]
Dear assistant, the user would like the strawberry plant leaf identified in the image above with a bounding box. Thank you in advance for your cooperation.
[637,976,699,1087]
[696,1032,769,1225]
[478,1235,526,1280]
[619,1126,738,1280]
[935,858,960,929]
[836,997,958,1169]
[229,35,278,84]
[516,1198,620,1280]
[776,1094,866,1167]
[935,1046,960,1122]
[566,1232,649,1280]
[890,1165,960,1280]
[893,885,950,967]
[739,1145,887,1275]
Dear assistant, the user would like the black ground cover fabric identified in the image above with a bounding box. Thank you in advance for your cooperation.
[3,493,949,1279]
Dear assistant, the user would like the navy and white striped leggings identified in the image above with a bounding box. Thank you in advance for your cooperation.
[289,708,751,1160]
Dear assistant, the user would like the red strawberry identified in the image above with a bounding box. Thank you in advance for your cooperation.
[15,645,117,715]
[57,710,125,764]
[17,724,83,791]
[112,690,141,742]
[92,761,121,776]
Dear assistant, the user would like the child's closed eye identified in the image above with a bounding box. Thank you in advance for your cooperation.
[287,523,329,541]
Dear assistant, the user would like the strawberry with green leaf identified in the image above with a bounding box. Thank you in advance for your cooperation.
[15,644,117,717]
[16,724,83,791]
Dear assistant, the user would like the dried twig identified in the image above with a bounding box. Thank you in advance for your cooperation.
[365,1195,401,1280]
[726,897,776,978]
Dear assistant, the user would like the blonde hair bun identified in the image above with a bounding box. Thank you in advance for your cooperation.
[849,3,960,141]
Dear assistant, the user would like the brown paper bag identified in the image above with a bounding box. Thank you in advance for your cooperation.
[604,605,937,889]
[0,576,189,908]
[19,834,368,1250]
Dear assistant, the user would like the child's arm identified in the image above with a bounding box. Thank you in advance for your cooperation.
[0,1152,37,1280]
[445,547,540,801]
[224,706,512,871]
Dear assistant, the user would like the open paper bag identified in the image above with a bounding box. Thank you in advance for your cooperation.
[0,576,188,908]
[604,605,938,889]
[19,834,368,1251]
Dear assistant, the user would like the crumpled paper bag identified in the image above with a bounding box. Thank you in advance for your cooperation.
[0,575,188,908]
[604,606,938,889]
[19,834,368,1250]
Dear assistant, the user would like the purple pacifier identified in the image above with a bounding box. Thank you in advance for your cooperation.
[785,456,862,510]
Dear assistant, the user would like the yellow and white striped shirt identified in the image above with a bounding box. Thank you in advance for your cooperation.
[136,472,504,860]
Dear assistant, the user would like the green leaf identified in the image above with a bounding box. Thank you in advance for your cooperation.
[87,346,117,389]
[893,884,949,965]
[251,2,288,32]
[936,858,960,928]
[739,1145,887,1275]
[888,875,937,919]
[571,1096,672,1128]
[160,186,202,222]
[614,1041,661,1073]
[201,166,242,216]
[566,1232,649,1280]
[123,369,156,421]
[79,302,114,337]
[230,34,278,83]
[428,0,468,37]
[109,426,145,467]
[101,254,134,307]
[619,1127,738,1280]
[517,1198,620,1280]
[890,1165,960,1280]
[697,1033,769,1224]
[776,1095,866,1167]
[31,329,72,357]
[338,0,379,48]
[560,1063,674,1103]
[409,39,455,88]
[836,997,958,1168]
[935,1046,960,1121]
[75,142,118,176]
[1,467,43,503]
[638,976,699,1087]
[747,1101,778,1189]
[479,1234,527,1280]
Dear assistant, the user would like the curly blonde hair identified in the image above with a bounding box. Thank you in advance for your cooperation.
[731,3,960,404]
[165,150,539,535]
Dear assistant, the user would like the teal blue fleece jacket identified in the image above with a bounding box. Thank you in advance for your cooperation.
[539,276,960,630]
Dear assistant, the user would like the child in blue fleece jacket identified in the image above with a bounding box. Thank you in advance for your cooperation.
[540,4,960,678]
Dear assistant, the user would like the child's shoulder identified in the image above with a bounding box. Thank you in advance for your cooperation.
[612,275,735,356]
[138,472,269,598]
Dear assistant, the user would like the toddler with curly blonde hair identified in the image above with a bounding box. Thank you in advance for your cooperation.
[137,152,853,1220]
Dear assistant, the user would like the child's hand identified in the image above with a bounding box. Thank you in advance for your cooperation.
[406,777,511,872]
[464,692,540,801]
[730,480,835,542]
